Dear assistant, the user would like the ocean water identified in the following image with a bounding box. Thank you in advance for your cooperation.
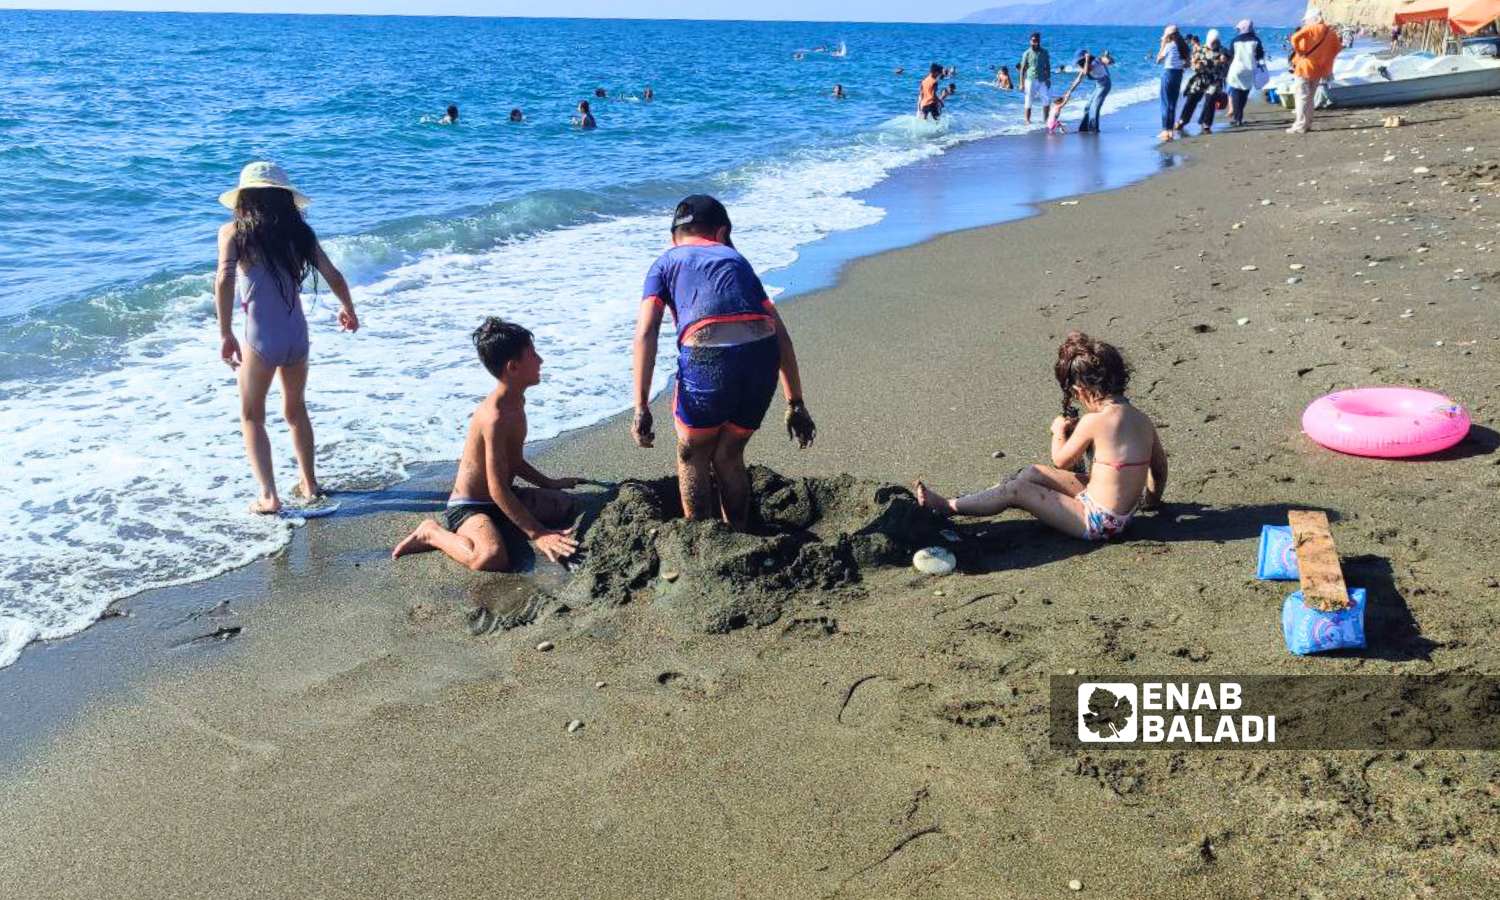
[0,12,1256,668]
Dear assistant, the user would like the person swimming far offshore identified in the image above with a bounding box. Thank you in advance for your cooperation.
[630,195,817,530]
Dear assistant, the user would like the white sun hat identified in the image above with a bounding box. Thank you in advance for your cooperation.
[218,161,310,210]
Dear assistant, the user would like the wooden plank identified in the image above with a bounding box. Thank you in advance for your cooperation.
[1288,510,1351,612]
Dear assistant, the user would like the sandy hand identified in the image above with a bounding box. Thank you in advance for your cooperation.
[633,408,655,448]
[532,528,579,563]
[221,334,242,369]
[785,401,816,448]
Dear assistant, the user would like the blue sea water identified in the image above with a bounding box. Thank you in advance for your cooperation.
[0,11,1275,667]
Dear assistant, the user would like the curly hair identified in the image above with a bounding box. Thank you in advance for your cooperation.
[1054,331,1130,419]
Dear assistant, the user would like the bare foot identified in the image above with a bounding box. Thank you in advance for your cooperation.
[914,481,955,516]
[249,496,281,515]
[392,519,440,559]
[293,481,323,501]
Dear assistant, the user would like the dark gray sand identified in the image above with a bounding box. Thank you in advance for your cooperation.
[2,101,1499,898]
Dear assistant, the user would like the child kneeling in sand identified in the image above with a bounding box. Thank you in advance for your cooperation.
[916,332,1166,541]
[631,194,817,529]
[392,318,582,569]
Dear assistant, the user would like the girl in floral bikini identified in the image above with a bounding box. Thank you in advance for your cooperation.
[915,332,1167,541]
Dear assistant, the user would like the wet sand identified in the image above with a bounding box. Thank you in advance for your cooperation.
[2,99,1498,898]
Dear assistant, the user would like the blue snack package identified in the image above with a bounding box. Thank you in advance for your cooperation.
[1257,525,1300,580]
[1281,588,1367,655]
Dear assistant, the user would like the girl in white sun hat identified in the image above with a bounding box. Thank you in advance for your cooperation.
[214,161,358,515]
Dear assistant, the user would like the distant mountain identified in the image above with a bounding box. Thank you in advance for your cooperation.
[962,0,1306,27]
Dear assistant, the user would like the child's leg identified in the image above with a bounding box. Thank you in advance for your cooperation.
[238,349,280,513]
[1015,464,1088,497]
[675,427,721,520]
[1000,478,1091,539]
[711,427,754,530]
[278,360,318,497]
[391,514,508,571]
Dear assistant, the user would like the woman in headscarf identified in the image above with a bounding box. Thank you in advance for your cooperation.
[1225,20,1266,126]
[1174,29,1231,135]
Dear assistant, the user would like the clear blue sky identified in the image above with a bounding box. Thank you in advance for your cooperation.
[0,0,1005,21]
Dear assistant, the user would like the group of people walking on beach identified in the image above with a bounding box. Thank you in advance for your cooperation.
[1156,8,1344,141]
[214,161,1168,572]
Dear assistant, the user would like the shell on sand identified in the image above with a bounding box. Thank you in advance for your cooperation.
[912,546,957,576]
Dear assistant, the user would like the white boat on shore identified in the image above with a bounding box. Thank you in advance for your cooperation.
[1323,52,1500,107]
[1326,61,1500,105]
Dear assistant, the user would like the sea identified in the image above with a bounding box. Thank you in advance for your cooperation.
[0,11,1286,668]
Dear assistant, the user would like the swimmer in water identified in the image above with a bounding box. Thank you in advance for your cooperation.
[509,108,524,122]
[940,82,957,101]
[643,85,654,102]
[594,87,607,99]
[631,195,817,530]
[574,100,596,129]
[996,66,1014,90]
[918,63,944,120]
[894,66,905,75]
[832,83,846,99]
[439,104,459,124]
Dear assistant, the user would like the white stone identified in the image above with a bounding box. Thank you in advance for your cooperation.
[1069,880,1083,892]
[567,719,584,733]
[1241,265,1258,272]
[536,640,555,652]
[1236,317,1250,326]
[1289,264,1305,271]
[1412,167,1430,174]
[912,547,957,576]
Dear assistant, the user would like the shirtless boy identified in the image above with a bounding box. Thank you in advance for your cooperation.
[392,319,581,570]
[918,63,944,119]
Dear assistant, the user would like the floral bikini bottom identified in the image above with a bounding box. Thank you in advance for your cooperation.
[1078,491,1138,542]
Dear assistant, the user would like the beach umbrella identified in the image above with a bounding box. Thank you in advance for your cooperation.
[1449,0,1500,32]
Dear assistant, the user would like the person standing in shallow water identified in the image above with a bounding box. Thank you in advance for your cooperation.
[1156,25,1189,141]
[631,195,817,530]
[1019,32,1052,125]
[214,161,358,515]
[574,100,596,129]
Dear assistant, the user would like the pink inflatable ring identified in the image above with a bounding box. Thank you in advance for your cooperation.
[1302,387,1470,459]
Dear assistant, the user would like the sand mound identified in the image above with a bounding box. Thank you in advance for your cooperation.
[559,467,937,633]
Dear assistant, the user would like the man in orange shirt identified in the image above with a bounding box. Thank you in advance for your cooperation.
[1287,8,1343,134]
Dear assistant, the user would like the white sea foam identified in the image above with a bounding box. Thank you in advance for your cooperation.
[0,80,1162,668]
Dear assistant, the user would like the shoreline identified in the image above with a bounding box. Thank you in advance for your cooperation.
[0,93,1173,750]
[3,94,1498,897]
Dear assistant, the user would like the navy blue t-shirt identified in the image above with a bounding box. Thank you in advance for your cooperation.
[642,241,772,343]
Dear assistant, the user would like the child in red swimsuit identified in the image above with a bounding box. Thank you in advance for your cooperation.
[915,332,1167,541]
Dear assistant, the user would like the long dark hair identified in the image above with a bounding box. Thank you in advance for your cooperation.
[232,187,319,306]
[1055,331,1130,420]
[1170,32,1190,60]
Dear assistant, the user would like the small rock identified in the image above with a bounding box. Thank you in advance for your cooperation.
[1260,199,1273,206]
[991,450,1006,459]
[940,528,962,543]
[1231,222,1244,230]
[594,680,607,689]
[661,571,680,583]
[1241,265,1258,271]
[1412,166,1430,175]
[912,547,957,576]
[536,640,555,652]
[567,719,584,734]
[1069,879,1083,892]
[1400,310,1414,318]
[1236,317,1250,326]
[1287,277,1301,285]
[1067,668,1078,676]
[1435,341,1444,347]
[1289,263,1305,271]
[933,589,945,597]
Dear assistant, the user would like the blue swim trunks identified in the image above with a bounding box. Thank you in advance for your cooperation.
[674,336,780,436]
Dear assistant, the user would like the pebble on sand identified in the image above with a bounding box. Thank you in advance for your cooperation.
[662,571,680,583]
[567,719,584,733]
[536,640,555,652]
[913,546,957,576]
[1289,263,1305,271]
[1413,166,1430,174]
[1236,317,1250,326]
[1241,265,1258,271]
[595,680,607,688]
[1069,879,1083,891]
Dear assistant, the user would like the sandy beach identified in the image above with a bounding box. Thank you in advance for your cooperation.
[3,97,1498,898]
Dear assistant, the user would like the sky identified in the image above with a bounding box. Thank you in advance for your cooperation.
[0,0,1005,21]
